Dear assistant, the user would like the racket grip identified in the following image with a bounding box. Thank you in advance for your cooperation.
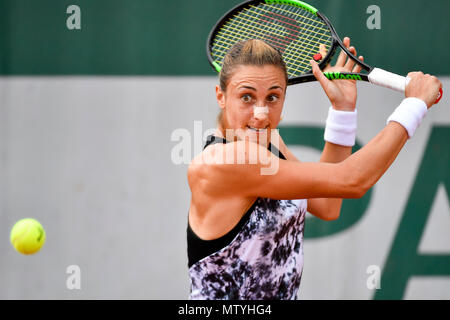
[369,68,443,104]
[368,68,407,92]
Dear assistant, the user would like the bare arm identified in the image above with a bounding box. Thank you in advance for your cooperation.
[272,131,352,220]
[303,38,443,220]
[308,143,352,220]
[192,71,441,203]
[191,121,406,201]
[306,37,361,219]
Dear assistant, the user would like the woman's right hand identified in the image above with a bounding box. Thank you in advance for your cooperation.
[406,72,442,108]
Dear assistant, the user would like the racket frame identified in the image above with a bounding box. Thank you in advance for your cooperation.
[207,0,442,103]
[206,0,374,86]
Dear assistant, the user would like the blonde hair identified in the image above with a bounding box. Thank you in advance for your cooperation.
[217,40,288,125]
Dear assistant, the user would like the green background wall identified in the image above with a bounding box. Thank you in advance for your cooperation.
[1,0,449,75]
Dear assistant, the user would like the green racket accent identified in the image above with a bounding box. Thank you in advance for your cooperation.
[212,61,222,72]
[264,0,318,15]
[210,2,332,80]
[324,72,362,81]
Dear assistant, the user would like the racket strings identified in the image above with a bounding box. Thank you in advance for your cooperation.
[257,4,332,72]
[214,22,316,72]
[236,8,330,41]
[216,6,326,62]
[254,6,330,38]
[216,16,324,56]
[213,5,325,61]
[211,3,333,78]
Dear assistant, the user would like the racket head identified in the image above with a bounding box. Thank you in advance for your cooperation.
[207,0,339,85]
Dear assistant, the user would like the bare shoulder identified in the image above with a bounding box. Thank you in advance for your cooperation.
[188,139,275,190]
[187,142,259,239]
[187,143,223,190]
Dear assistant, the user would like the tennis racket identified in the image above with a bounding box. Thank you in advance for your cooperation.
[206,0,443,104]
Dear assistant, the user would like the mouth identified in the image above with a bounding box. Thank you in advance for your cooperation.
[246,125,269,133]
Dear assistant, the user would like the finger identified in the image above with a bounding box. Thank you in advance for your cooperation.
[310,60,330,88]
[336,37,350,67]
[352,56,364,73]
[344,46,357,71]
[319,44,327,57]
[319,44,333,71]
[336,48,348,67]
[407,71,423,79]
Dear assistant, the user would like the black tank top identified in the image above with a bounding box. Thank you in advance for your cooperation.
[187,135,287,268]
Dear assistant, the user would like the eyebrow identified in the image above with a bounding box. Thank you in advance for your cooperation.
[269,86,283,90]
[239,86,256,91]
[238,85,283,91]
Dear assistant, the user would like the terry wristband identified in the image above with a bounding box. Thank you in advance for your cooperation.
[386,97,428,138]
[324,107,357,147]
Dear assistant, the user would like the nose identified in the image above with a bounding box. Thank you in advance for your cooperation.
[253,106,269,121]
[254,112,267,122]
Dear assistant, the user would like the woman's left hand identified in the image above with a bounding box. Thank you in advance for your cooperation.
[310,37,364,111]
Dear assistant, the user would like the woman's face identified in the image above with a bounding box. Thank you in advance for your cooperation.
[216,64,287,146]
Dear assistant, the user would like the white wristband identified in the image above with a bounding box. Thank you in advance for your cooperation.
[324,107,357,147]
[386,98,427,138]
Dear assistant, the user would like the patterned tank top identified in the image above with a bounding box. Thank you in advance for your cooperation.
[187,135,307,300]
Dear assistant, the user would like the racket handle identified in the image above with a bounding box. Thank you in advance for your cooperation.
[368,68,443,104]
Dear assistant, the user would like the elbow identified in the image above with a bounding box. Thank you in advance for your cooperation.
[312,209,340,222]
[321,203,341,221]
[323,212,340,221]
[357,185,370,198]
[349,176,370,199]
[341,164,371,199]
[326,201,342,221]
[345,177,368,198]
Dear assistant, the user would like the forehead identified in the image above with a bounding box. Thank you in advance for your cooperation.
[228,65,287,89]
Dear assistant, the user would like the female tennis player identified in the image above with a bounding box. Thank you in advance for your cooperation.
[186,38,442,300]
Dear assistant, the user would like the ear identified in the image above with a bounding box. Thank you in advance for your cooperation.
[216,85,226,110]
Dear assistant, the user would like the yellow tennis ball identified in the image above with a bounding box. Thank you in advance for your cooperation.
[10,218,46,255]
